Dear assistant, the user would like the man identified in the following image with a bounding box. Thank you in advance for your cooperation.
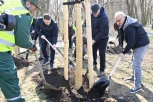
[115,12,149,93]
[35,14,58,69]
[91,3,109,75]
[0,0,40,101]
[68,18,74,48]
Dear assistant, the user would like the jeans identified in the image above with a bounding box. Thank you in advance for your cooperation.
[92,38,108,72]
[132,44,149,89]
[40,37,55,66]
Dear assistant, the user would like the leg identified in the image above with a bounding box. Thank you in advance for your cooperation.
[132,45,149,89]
[98,38,108,72]
[92,42,98,65]
[0,52,25,102]
[49,40,55,68]
[40,38,48,61]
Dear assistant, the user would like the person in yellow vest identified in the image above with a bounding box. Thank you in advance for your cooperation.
[0,0,41,101]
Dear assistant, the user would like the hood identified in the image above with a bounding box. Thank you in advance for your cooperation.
[123,16,138,30]
[98,7,106,17]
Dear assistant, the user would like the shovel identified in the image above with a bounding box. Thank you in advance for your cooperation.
[34,52,61,91]
[90,57,121,96]
[44,37,75,69]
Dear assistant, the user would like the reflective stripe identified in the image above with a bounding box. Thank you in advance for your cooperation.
[6,95,22,101]
[5,31,14,35]
[6,7,27,13]
[0,38,15,47]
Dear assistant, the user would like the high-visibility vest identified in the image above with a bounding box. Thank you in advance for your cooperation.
[0,0,29,52]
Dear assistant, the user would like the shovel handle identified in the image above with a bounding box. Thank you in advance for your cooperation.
[44,37,75,69]
[108,57,121,79]
[34,52,46,83]
[44,37,64,59]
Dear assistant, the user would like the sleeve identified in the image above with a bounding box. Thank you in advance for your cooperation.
[94,17,109,41]
[52,22,58,44]
[122,27,136,54]
[35,19,43,37]
[14,13,34,49]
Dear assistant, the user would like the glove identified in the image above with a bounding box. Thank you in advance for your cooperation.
[29,44,37,52]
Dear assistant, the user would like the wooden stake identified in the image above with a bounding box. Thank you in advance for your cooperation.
[14,46,20,58]
[63,0,69,80]
[75,2,83,90]
[85,0,94,89]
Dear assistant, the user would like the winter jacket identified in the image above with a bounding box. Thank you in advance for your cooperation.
[91,7,109,42]
[120,16,150,54]
[35,18,58,44]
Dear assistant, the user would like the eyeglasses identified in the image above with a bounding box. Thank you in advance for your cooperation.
[115,17,124,23]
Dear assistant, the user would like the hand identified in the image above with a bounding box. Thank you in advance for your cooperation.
[92,40,96,45]
[33,40,36,44]
[31,30,35,33]
[119,53,125,59]
[41,35,46,39]
[52,44,56,50]
[29,44,37,52]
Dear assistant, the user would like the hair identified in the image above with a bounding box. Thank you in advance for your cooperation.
[115,11,126,18]
[43,13,51,20]
[113,23,119,31]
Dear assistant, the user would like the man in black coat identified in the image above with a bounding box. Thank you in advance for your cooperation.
[115,12,149,93]
[91,3,109,75]
[35,14,58,69]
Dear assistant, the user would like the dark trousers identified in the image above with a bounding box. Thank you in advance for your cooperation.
[92,38,108,72]
[40,37,55,65]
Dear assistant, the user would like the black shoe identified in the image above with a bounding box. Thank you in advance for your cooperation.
[93,64,98,71]
[39,57,44,61]
[41,59,49,66]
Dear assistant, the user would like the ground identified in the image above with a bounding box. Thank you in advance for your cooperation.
[0,28,153,102]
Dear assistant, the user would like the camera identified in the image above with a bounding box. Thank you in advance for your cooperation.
[0,13,16,31]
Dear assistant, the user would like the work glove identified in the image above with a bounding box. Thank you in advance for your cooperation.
[29,44,37,52]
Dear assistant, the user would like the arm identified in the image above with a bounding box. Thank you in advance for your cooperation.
[122,27,136,54]
[94,17,109,42]
[52,22,58,44]
[35,19,43,37]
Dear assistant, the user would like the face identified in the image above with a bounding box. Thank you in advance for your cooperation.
[43,19,51,26]
[25,2,37,14]
[115,15,125,27]
[93,9,100,17]
[68,18,72,26]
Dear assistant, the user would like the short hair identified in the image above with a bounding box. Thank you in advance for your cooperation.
[43,13,51,20]
[115,12,126,18]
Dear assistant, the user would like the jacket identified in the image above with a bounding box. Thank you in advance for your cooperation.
[91,7,109,42]
[35,18,58,44]
[120,16,150,54]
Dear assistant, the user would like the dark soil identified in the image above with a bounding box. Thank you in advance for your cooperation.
[13,57,31,69]
[32,68,113,102]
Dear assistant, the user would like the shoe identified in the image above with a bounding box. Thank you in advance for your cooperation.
[97,71,105,77]
[41,59,49,66]
[125,76,134,81]
[93,65,98,71]
[39,57,44,61]
[129,87,141,93]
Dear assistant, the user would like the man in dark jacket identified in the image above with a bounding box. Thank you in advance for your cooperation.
[36,14,58,69]
[68,18,74,48]
[115,12,149,93]
[91,3,109,75]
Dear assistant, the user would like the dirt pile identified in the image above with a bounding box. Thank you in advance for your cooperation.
[13,57,31,69]
[32,68,115,102]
